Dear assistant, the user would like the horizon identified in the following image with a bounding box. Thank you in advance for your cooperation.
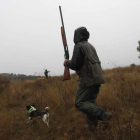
[0,63,138,76]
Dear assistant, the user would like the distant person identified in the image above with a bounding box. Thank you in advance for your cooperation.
[63,27,112,131]
[44,69,50,78]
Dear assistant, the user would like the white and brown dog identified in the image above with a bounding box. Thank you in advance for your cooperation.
[26,105,49,127]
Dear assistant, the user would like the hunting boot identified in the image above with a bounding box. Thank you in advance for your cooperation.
[98,111,112,130]
[85,115,98,132]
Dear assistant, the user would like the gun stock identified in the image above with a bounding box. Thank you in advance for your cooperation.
[63,66,70,81]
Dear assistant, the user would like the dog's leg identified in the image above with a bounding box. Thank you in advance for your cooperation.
[27,117,32,124]
[46,113,49,127]
[40,107,50,127]
[45,107,50,127]
[42,114,49,127]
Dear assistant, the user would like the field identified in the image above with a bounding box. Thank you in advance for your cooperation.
[0,65,140,140]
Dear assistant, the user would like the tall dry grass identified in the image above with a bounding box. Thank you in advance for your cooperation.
[0,66,140,140]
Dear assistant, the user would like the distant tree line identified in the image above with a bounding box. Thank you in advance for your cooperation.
[0,73,42,81]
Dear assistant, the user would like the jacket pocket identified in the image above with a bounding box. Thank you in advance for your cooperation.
[88,61,106,85]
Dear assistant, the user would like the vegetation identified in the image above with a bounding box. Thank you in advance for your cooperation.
[0,65,140,140]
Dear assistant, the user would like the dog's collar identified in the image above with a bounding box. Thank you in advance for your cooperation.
[28,107,36,113]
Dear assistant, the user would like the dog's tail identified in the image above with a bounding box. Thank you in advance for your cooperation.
[45,107,50,112]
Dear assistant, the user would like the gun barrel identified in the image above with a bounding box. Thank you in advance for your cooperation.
[59,6,68,46]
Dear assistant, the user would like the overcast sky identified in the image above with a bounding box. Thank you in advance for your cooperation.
[0,0,140,76]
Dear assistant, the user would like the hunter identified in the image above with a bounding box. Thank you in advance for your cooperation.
[63,27,112,131]
[44,69,50,78]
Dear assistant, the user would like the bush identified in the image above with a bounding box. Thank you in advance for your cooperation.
[0,76,10,92]
[130,63,136,67]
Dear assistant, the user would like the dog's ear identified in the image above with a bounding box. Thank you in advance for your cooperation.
[26,105,30,110]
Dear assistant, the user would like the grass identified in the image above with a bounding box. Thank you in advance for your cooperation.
[0,65,140,140]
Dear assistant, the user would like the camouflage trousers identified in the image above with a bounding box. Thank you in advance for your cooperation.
[75,85,104,120]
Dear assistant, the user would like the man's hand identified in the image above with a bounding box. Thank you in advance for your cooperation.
[63,59,69,66]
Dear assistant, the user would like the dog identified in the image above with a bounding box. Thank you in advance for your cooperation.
[26,105,50,127]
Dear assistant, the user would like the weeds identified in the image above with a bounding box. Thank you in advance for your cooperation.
[0,66,140,140]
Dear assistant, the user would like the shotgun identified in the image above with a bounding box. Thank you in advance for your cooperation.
[59,6,70,81]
